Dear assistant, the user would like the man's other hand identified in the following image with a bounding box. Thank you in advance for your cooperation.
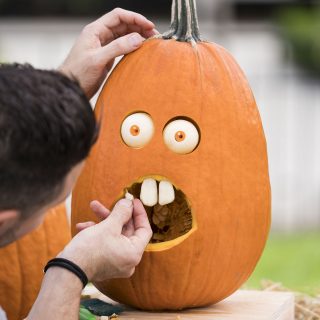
[60,198,152,282]
[59,8,157,99]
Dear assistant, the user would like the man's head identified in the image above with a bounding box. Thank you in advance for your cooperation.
[0,63,97,247]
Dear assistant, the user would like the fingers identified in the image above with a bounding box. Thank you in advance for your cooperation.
[132,199,152,234]
[76,221,96,232]
[101,8,154,30]
[99,8,154,38]
[86,8,155,45]
[122,218,135,237]
[90,200,111,220]
[76,201,111,232]
[144,28,159,38]
[96,32,144,65]
[110,23,157,41]
[108,198,134,233]
[106,59,115,72]
[129,199,153,252]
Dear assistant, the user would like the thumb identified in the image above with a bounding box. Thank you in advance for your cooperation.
[97,32,144,64]
[108,199,133,233]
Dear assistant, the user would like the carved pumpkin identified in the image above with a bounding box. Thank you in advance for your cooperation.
[72,0,271,310]
[0,204,71,320]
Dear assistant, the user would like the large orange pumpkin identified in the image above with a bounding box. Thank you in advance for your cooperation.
[72,0,271,310]
[0,204,71,320]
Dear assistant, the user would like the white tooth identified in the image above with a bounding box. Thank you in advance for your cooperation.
[140,178,158,207]
[125,191,134,201]
[159,181,175,205]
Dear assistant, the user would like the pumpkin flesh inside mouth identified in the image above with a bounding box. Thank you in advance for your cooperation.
[122,176,195,250]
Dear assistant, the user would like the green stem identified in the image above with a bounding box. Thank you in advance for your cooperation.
[163,0,202,42]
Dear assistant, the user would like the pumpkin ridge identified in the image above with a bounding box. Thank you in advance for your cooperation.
[204,45,245,301]
[176,45,203,306]
[190,44,218,304]
[177,228,196,306]
[0,242,22,320]
[16,241,24,319]
[189,45,214,305]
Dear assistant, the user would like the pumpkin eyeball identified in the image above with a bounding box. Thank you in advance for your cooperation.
[121,112,154,148]
[163,119,200,154]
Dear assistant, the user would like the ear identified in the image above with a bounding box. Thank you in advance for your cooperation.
[0,210,19,229]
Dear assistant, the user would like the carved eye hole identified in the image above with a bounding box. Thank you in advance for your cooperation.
[163,119,200,154]
[121,113,154,148]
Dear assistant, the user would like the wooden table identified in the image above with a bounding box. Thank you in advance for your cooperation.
[83,287,295,320]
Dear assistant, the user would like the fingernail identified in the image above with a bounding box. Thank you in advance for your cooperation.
[129,34,143,47]
[118,198,133,208]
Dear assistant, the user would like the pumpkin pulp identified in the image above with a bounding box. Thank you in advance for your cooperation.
[115,175,197,252]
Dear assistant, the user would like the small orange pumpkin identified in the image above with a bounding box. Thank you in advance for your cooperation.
[0,204,71,320]
[72,0,271,310]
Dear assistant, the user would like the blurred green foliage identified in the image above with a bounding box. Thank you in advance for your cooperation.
[277,7,320,74]
[246,233,320,295]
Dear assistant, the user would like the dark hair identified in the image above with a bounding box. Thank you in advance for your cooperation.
[0,63,97,215]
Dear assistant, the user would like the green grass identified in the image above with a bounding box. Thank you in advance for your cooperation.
[245,233,320,295]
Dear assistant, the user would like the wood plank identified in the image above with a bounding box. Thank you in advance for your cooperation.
[83,288,294,320]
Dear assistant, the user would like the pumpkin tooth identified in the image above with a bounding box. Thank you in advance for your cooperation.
[158,180,175,205]
[125,190,134,201]
[140,178,158,207]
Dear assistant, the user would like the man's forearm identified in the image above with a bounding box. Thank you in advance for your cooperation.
[27,267,82,319]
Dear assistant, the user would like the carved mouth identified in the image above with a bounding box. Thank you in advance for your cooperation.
[118,175,196,250]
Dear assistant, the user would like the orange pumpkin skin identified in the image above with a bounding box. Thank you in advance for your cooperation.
[0,204,71,320]
[71,38,271,310]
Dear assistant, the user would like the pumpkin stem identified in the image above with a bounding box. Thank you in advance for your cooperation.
[162,0,179,38]
[163,0,201,43]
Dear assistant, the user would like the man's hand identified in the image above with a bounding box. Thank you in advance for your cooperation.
[28,198,151,320]
[59,8,157,98]
[60,198,152,282]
